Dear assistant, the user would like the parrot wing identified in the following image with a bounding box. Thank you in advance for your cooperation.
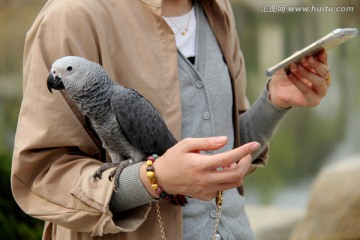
[110,87,177,155]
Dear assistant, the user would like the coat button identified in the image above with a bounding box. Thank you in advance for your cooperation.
[202,111,210,120]
[195,80,204,88]
[209,209,217,219]
[228,236,235,240]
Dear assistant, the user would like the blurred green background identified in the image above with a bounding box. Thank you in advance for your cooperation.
[0,0,359,238]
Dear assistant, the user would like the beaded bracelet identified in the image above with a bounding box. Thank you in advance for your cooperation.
[146,154,171,200]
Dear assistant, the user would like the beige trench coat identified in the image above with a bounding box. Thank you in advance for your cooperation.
[11,0,269,239]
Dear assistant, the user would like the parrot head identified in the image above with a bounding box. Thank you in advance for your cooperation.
[47,56,106,96]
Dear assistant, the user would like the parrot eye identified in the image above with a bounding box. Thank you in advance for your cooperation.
[67,66,73,71]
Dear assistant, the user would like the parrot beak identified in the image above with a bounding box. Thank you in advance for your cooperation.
[47,74,65,93]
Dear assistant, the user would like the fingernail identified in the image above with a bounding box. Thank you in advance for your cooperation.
[298,65,305,72]
[250,142,260,151]
[215,136,227,144]
[309,56,315,64]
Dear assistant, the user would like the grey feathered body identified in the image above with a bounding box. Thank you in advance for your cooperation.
[65,59,177,164]
[48,56,187,205]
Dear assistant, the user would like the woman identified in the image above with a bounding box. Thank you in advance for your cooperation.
[11,0,330,239]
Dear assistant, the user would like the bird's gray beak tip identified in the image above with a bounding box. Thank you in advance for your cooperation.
[47,73,54,93]
[47,73,64,93]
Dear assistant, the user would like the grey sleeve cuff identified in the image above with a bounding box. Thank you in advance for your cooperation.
[239,86,290,159]
[109,162,155,213]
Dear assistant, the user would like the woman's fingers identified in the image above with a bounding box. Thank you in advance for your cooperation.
[205,142,260,170]
[155,138,260,200]
[211,154,253,188]
[178,136,228,153]
[297,64,328,97]
[306,55,330,80]
[316,49,328,65]
[286,50,330,107]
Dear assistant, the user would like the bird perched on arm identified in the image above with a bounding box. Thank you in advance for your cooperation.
[47,56,187,206]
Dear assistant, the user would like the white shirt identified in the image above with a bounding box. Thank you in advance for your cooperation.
[163,7,196,58]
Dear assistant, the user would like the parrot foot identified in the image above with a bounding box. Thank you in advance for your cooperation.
[91,162,120,187]
[109,159,132,192]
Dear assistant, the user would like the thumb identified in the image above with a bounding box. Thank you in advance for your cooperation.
[179,136,228,153]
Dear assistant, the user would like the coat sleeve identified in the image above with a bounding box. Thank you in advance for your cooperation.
[11,1,151,236]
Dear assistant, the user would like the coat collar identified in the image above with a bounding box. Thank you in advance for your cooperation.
[140,0,226,14]
[141,0,162,8]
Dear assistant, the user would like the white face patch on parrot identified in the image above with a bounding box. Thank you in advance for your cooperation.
[48,56,113,103]
[50,56,88,94]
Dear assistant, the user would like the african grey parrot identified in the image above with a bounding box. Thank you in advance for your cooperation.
[47,56,187,206]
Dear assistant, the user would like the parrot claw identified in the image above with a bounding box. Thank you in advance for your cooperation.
[90,160,133,192]
[109,160,132,192]
[91,162,120,185]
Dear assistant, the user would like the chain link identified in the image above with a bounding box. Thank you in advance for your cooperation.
[155,191,223,240]
[212,190,223,240]
[155,201,167,240]
[212,205,222,240]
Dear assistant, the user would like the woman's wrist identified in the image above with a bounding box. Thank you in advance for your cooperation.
[146,155,172,200]
[140,161,159,198]
[140,154,188,206]
[140,155,172,198]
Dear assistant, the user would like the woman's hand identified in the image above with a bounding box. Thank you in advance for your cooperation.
[140,136,260,201]
[268,49,331,109]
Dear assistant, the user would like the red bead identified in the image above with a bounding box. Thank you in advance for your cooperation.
[155,186,163,195]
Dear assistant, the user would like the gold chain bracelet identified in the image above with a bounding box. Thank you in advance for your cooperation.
[147,154,223,239]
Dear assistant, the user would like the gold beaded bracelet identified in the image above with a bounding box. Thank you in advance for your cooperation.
[145,154,171,200]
